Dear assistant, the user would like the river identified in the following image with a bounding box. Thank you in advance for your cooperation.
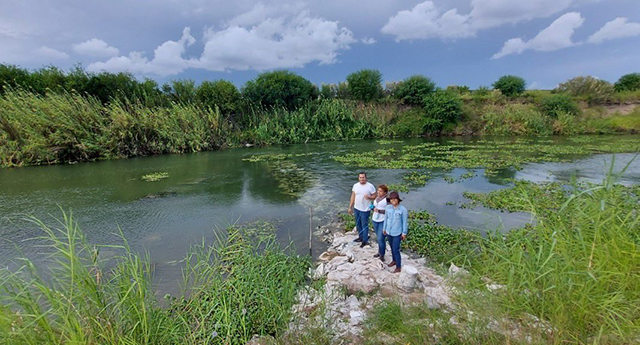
[1,135,639,295]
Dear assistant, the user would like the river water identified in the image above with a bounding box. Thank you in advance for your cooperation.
[1,135,639,294]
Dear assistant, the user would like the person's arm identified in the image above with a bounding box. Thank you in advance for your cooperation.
[383,208,389,235]
[364,185,377,200]
[401,208,408,240]
[348,191,355,215]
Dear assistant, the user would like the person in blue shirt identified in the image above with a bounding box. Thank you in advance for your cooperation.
[383,191,408,273]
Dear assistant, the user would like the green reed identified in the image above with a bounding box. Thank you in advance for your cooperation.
[0,214,309,345]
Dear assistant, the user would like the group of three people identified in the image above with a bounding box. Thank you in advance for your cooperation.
[348,172,408,273]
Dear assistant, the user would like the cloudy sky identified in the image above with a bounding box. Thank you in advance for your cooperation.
[1,0,639,89]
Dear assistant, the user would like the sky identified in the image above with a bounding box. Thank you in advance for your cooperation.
[1,0,639,89]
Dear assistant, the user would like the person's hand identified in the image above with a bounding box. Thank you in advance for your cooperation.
[401,234,406,241]
[382,231,387,236]
[347,207,353,215]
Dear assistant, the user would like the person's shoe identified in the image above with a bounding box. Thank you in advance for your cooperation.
[387,261,396,267]
[353,238,362,242]
[373,253,380,258]
[379,256,385,262]
[360,242,368,248]
[393,267,402,273]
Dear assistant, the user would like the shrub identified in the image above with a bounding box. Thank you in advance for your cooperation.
[475,86,491,96]
[346,69,383,102]
[492,75,526,97]
[242,70,318,110]
[393,75,436,105]
[614,73,640,92]
[196,80,241,116]
[446,85,470,94]
[390,108,427,136]
[0,64,31,93]
[556,76,614,104]
[539,93,579,118]
[422,90,463,132]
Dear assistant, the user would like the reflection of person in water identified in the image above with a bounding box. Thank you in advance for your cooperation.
[348,172,376,248]
[372,184,389,262]
[383,191,408,273]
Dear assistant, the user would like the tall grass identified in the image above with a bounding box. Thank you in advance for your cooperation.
[0,214,309,344]
[0,90,400,167]
[471,163,640,343]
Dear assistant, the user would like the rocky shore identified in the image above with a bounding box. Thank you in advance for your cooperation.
[287,226,454,342]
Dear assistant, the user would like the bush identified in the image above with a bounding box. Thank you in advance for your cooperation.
[422,90,463,132]
[390,108,427,136]
[556,76,614,105]
[0,65,31,93]
[346,69,383,102]
[614,73,640,92]
[393,75,436,105]
[539,93,579,118]
[492,75,526,97]
[196,80,241,116]
[242,70,318,110]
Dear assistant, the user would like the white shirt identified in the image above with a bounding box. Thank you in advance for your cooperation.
[352,182,376,212]
[372,196,388,223]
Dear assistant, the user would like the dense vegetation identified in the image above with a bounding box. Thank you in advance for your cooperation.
[2,63,640,167]
[0,217,309,344]
[365,169,640,344]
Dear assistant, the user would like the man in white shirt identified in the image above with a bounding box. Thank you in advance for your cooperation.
[348,172,376,247]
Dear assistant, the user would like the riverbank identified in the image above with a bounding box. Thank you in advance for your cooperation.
[2,87,640,168]
[284,171,640,344]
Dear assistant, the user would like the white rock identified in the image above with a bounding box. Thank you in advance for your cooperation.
[349,311,364,326]
[448,263,469,277]
[313,263,326,279]
[396,265,419,292]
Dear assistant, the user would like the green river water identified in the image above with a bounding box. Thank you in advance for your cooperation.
[1,135,639,295]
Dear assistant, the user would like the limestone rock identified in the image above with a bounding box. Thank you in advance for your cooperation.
[396,265,419,292]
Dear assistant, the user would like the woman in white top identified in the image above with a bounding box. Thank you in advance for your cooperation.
[372,184,389,261]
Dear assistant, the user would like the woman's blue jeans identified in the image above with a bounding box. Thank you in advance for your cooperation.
[373,221,386,257]
[354,209,370,243]
[389,235,402,268]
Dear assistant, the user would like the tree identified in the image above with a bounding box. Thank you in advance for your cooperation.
[196,80,241,115]
[346,69,383,102]
[242,70,318,110]
[393,75,436,105]
[492,75,526,97]
[614,73,640,92]
[556,76,614,104]
[422,90,462,132]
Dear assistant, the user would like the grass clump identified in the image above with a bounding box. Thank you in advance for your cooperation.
[141,172,169,182]
[404,211,477,266]
[0,214,310,345]
[463,180,567,213]
[463,165,640,343]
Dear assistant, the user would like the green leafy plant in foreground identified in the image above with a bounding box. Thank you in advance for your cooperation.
[0,214,309,345]
[469,164,640,343]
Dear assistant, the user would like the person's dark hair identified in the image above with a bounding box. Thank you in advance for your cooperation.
[378,184,388,193]
[358,172,367,177]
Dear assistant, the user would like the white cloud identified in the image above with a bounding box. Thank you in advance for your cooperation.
[198,10,355,71]
[382,0,578,41]
[37,46,69,60]
[88,27,197,76]
[587,17,640,44]
[469,0,575,29]
[361,37,377,45]
[492,12,584,59]
[381,1,473,41]
[88,6,356,75]
[73,38,120,57]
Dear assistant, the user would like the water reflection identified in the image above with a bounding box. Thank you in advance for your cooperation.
[1,135,638,294]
